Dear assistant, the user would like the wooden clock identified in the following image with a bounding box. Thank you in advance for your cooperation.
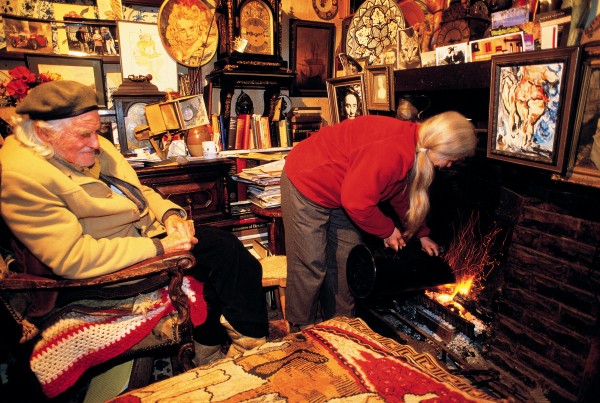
[214,0,286,71]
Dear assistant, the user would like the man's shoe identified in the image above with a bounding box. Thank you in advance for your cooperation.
[220,315,266,359]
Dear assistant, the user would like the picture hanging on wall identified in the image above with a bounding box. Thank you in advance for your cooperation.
[2,16,53,55]
[488,47,582,174]
[117,20,178,92]
[326,74,366,124]
[290,19,335,97]
[25,54,107,108]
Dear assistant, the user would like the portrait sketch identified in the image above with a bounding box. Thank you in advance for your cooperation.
[118,21,178,92]
[158,0,218,67]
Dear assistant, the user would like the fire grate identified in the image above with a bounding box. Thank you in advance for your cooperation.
[416,294,478,340]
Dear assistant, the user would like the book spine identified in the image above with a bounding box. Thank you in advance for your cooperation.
[235,157,248,201]
[227,115,238,150]
[235,114,247,150]
[218,114,227,151]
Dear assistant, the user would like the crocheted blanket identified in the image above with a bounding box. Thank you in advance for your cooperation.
[30,277,206,398]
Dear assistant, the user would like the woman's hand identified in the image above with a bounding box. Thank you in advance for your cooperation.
[383,227,406,252]
[419,236,439,256]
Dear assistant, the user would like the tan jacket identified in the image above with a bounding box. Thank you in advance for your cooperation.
[0,135,184,279]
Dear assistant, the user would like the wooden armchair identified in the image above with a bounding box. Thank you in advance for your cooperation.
[0,235,198,400]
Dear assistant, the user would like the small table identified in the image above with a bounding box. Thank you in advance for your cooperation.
[249,204,285,256]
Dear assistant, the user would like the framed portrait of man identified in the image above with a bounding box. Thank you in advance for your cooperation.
[326,75,367,124]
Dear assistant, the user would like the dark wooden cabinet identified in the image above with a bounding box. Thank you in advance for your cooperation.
[136,158,234,224]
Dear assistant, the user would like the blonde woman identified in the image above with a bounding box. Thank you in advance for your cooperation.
[281,112,477,328]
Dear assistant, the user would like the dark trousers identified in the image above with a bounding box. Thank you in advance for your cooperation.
[190,226,268,345]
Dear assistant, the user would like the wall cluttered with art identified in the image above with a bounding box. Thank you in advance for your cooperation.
[1,1,600,154]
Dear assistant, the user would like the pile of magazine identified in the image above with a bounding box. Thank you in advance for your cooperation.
[232,159,284,209]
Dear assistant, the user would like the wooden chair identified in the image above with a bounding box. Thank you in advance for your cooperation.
[0,227,198,400]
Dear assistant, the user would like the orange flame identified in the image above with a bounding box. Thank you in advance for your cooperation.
[427,211,504,314]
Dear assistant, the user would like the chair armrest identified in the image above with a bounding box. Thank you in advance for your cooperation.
[0,251,195,291]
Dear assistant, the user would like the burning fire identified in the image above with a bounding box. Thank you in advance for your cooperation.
[426,211,504,314]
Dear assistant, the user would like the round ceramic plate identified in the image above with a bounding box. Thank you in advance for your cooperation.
[346,0,406,65]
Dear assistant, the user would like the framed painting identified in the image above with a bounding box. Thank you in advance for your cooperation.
[2,16,53,55]
[290,19,335,97]
[487,47,582,174]
[117,21,178,92]
[326,74,366,124]
[553,43,600,188]
[364,65,394,111]
[25,54,107,108]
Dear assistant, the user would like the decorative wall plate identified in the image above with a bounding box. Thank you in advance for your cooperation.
[158,0,218,67]
[312,0,339,20]
[346,0,406,65]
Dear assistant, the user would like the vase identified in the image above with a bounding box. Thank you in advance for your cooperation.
[186,126,212,157]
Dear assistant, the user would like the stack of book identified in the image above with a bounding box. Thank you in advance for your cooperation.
[285,106,323,145]
[231,158,284,209]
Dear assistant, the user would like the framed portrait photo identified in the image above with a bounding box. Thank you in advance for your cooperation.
[25,54,107,108]
[326,74,366,125]
[117,20,178,92]
[487,47,582,174]
[290,19,335,97]
[364,65,394,111]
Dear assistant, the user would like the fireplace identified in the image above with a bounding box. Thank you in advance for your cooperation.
[355,168,600,402]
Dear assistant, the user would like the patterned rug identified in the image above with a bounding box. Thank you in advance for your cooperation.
[111,317,500,402]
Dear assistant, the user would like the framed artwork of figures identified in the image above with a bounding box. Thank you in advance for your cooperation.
[364,65,394,111]
[488,47,581,174]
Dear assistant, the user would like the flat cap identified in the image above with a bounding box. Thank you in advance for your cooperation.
[16,80,98,121]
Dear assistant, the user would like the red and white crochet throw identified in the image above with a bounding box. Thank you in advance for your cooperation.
[30,277,206,398]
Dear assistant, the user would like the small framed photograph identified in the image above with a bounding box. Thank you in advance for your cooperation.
[435,42,469,66]
[470,32,524,63]
[3,16,53,54]
[326,74,366,124]
[290,19,335,97]
[117,21,178,92]
[488,47,582,173]
[25,54,107,108]
[63,20,119,57]
[364,65,395,111]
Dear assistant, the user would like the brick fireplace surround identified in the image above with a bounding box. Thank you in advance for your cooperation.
[427,165,600,402]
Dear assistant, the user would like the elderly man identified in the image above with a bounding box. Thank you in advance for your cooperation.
[0,81,268,362]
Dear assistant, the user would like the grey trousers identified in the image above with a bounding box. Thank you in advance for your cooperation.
[280,170,362,325]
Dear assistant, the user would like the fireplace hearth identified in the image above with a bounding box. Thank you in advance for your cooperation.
[356,170,600,402]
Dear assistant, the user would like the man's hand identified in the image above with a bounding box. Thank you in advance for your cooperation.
[162,214,197,253]
[160,232,197,254]
[165,214,196,238]
[383,227,406,252]
[419,236,439,256]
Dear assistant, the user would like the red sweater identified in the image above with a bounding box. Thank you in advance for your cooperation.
[285,115,429,239]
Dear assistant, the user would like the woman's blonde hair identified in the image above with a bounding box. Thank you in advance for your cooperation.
[404,111,477,238]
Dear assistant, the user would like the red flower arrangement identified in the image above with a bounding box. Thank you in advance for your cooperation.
[1,66,59,107]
